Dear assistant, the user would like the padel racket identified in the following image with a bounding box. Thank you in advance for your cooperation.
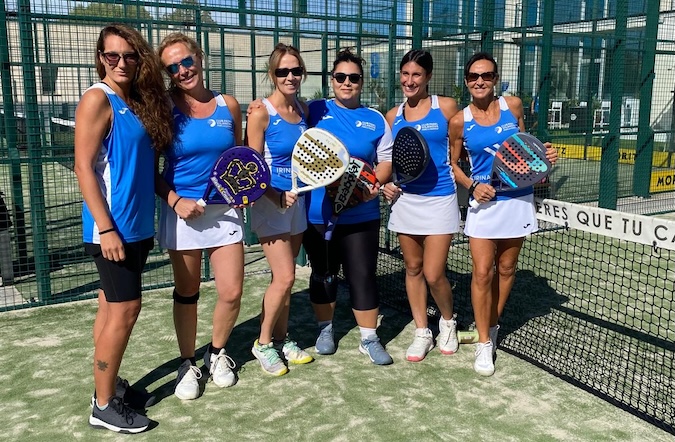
[279,128,349,213]
[197,146,271,207]
[324,157,377,240]
[392,126,430,186]
[469,132,551,208]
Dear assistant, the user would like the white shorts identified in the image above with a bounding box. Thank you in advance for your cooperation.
[250,194,307,238]
[157,202,244,251]
[388,193,460,235]
[464,193,538,239]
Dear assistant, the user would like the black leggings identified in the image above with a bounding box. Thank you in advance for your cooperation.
[303,219,380,311]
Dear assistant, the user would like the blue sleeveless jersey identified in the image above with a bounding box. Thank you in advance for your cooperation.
[391,95,455,196]
[262,98,307,192]
[163,92,237,200]
[306,99,393,225]
[81,83,155,243]
[463,96,532,200]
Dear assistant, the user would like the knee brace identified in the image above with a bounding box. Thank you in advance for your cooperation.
[309,273,338,304]
[173,289,200,305]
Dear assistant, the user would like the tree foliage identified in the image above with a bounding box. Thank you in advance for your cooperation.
[70,2,152,20]
[161,0,216,25]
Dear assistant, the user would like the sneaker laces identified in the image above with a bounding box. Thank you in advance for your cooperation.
[185,364,203,380]
[283,338,303,354]
[109,396,137,425]
[212,352,236,372]
[258,342,283,364]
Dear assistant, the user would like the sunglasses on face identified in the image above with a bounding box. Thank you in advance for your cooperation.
[100,51,139,66]
[332,72,362,84]
[274,67,304,78]
[166,56,196,75]
[465,71,497,82]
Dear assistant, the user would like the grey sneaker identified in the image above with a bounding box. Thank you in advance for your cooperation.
[89,396,150,434]
[438,316,459,355]
[405,328,434,362]
[90,376,155,410]
[474,341,495,376]
[174,359,202,400]
[252,340,288,376]
[204,345,236,388]
[315,323,336,355]
[359,335,393,365]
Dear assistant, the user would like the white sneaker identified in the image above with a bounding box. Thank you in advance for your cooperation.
[174,360,202,400]
[406,328,434,362]
[438,316,459,355]
[204,346,236,388]
[489,325,500,357]
[474,341,495,376]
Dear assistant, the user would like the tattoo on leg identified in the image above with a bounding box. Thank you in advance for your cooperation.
[96,360,109,371]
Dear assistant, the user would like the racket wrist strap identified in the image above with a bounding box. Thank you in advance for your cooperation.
[279,191,284,209]
[99,228,115,235]
[468,181,479,195]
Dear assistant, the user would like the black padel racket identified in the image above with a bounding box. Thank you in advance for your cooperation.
[279,128,350,213]
[392,126,430,186]
[469,132,551,208]
[324,157,377,241]
[197,146,271,206]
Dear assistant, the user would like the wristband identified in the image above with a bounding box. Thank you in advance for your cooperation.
[99,228,115,235]
[171,196,183,211]
[468,181,479,195]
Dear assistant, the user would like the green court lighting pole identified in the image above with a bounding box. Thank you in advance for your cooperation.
[536,0,554,142]
[598,0,627,210]
[632,0,659,197]
[18,0,51,300]
[0,0,29,269]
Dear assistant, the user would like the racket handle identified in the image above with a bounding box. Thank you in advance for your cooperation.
[457,330,479,344]
[197,198,206,207]
[469,199,480,209]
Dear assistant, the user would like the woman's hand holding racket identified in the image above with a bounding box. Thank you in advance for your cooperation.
[174,197,205,220]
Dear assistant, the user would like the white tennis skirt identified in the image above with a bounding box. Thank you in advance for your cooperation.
[388,193,460,235]
[157,202,244,251]
[464,193,538,239]
[250,194,307,238]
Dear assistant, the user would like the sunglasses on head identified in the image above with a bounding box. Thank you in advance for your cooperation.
[274,67,304,78]
[100,51,139,66]
[465,71,497,82]
[166,56,196,75]
[332,72,362,84]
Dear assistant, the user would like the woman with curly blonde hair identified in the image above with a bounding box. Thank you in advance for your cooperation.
[75,23,173,433]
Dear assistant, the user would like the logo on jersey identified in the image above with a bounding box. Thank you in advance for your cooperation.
[207,119,233,128]
[355,120,376,131]
[414,122,438,132]
[466,124,476,131]
[272,119,282,126]
[118,108,129,115]
[321,115,334,120]
[495,122,518,133]
[393,119,403,126]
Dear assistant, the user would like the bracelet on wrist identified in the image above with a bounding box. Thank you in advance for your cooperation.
[171,196,183,211]
[99,228,115,235]
[468,181,479,195]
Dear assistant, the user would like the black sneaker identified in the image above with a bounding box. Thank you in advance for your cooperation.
[89,396,150,434]
[90,377,156,410]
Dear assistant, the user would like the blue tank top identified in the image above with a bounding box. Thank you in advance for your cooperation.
[81,83,155,243]
[163,93,237,200]
[262,98,307,192]
[462,96,532,200]
[306,99,393,225]
[391,95,455,196]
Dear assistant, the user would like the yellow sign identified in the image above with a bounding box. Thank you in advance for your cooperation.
[651,170,675,193]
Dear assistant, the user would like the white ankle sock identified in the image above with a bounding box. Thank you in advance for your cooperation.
[359,327,377,340]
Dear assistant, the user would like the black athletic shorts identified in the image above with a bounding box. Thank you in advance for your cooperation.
[84,237,154,302]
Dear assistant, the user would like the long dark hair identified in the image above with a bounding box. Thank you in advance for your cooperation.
[96,24,174,151]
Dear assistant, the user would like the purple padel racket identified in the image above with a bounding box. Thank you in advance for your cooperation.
[324,157,377,241]
[469,132,551,208]
[197,146,271,206]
